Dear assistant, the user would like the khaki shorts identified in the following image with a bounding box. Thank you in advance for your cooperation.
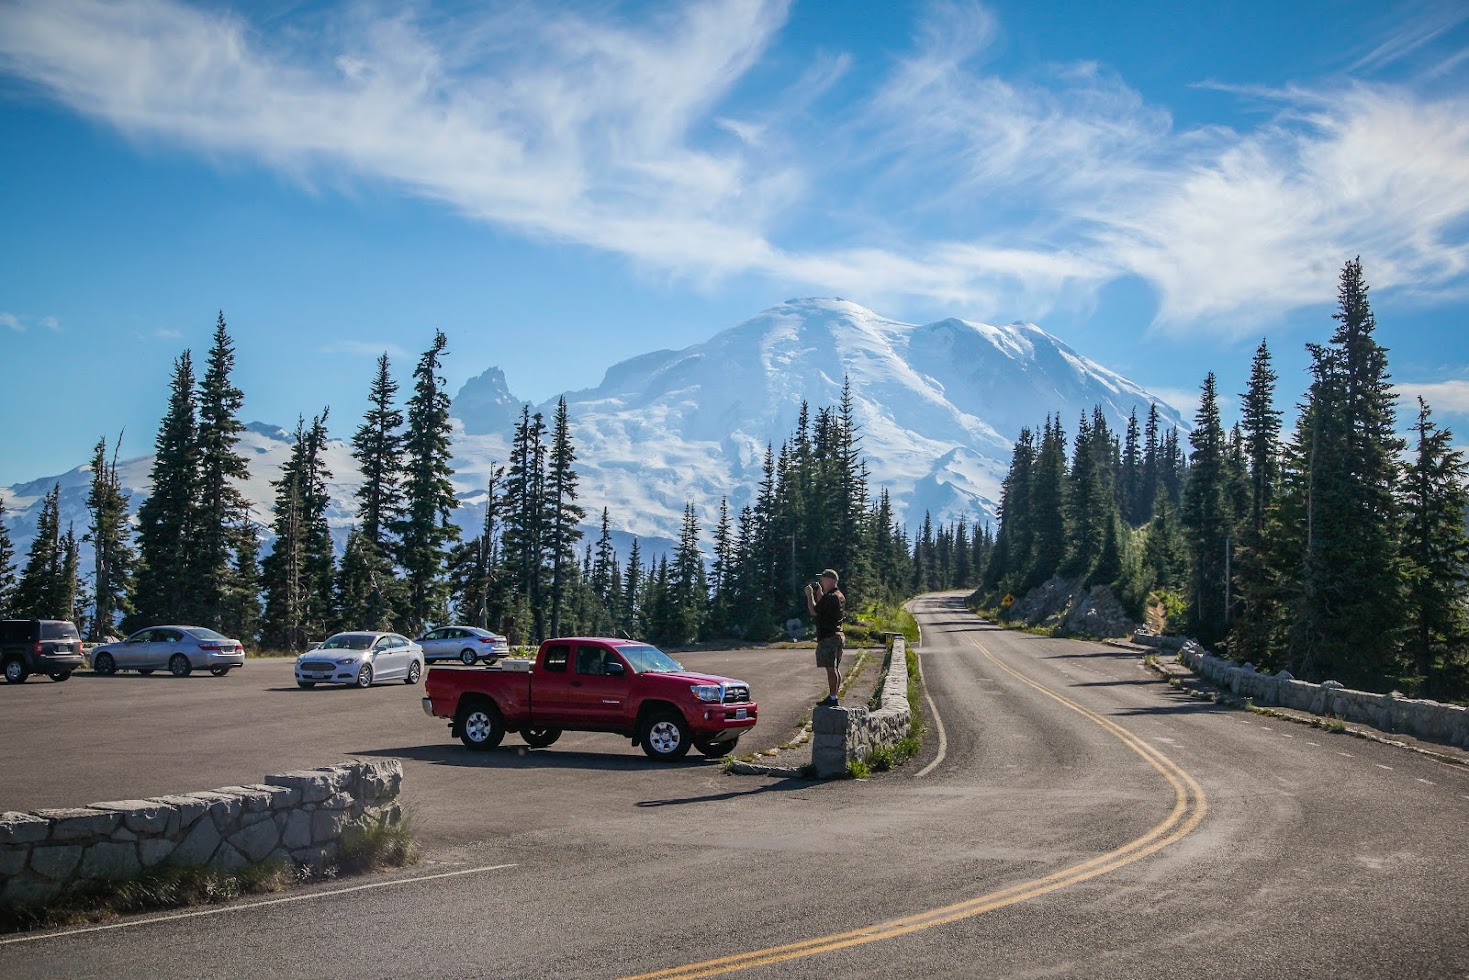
[815,633,845,669]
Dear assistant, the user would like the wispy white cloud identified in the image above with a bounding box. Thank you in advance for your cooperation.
[0,311,61,332]
[0,0,1466,336]
[0,312,21,332]
[154,328,182,340]
[1397,379,1469,413]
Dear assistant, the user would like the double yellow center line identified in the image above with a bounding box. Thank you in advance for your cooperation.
[619,630,1208,980]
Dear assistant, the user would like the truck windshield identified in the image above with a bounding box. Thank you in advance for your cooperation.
[619,644,683,674]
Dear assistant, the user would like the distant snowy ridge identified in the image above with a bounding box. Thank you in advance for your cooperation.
[2,299,1185,567]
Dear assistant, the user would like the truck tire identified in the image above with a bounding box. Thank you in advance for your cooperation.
[694,735,739,758]
[522,727,561,748]
[641,711,691,761]
[458,701,505,750]
[3,658,28,684]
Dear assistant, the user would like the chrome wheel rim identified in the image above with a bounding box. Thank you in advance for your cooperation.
[649,720,682,754]
[357,665,372,687]
[408,662,421,682]
[461,650,475,665]
[465,710,492,743]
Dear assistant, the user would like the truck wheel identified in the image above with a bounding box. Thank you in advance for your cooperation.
[641,711,691,761]
[695,736,739,758]
[460,649,477,666]
[522,728,561,748]
[3,659,28,684]
[93,652,117,676]
[49,671,72,682]
[169,654,192,678]
[458,701,505,750]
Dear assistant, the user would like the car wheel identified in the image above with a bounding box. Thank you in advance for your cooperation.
[460,649,477,666]
[49,671,72,682]
[169,653,192,678]
[694,736,739,758]
[138,668,155,676]
[3,659,28,684]
[458,701,505,750]
[641,711,691,761]
[209,666,230,677]
[522,727,562,748]
[355,664,373,688]
[297,681,316,689]
[404,660,422,685]
[93,652,117,676]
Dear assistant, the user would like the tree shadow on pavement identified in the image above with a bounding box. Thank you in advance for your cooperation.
[1113,699,1232,716]
[636,779,816,808]
[352,743,717,773]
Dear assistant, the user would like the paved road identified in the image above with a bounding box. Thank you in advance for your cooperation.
[4,595,1467,979]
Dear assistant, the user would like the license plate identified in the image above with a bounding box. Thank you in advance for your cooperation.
[734,708,747,720]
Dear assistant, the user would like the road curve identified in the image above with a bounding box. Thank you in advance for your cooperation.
[4,594,1467,979]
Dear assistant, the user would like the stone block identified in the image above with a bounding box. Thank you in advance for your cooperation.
[185,792,243,828]
[243,783,301,810]
[37,807,121,841]
[290,842,338,868]
[0,843,32,876]
[170,812,222,866]
[146,795,209,832]
[354,760,403,803]
[29,844,84,880]
[112,827,139,842]
[312,808,350,843]
[213,842,249,872]
[241,810,275,828]
[282,809,312,850]
[1,873,59,907]
[322,792,354,811]
[213,786,275,813]
[80,841,141,881]
[90,800,177,836]
[811,706,851,735]
[265,770,336,805]
[0,811,51,845]
[138,838,176,868]
[230,817,282,864]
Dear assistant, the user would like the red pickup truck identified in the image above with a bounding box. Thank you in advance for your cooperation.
[422,637,758,761]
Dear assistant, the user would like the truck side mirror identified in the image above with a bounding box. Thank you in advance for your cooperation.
[605,661,626,677]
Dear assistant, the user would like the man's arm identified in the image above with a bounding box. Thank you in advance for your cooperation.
[804,583,818,616]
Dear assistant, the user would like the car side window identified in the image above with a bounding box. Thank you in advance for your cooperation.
[423,629,440,641]
[542,644,570,673]
[129,630,152,643]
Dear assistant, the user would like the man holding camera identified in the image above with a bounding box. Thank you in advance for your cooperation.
[805,568,845,707]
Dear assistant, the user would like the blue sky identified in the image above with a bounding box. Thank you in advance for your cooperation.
[2,0,1469,486]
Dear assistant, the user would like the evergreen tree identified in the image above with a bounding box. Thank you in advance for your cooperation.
[395,331,460,632]
[982,428,1036,594]
[1120,408,1145,526]
[447,469,508,631]
[131,351,201,629]
[504,406,550,640]
[1026,417,1068,588]
[85,436,134,639]
[14,485,64,617]
[1231,340,1283,663]
[590,507,622,633]
[260,413,335,649]
[668,502,707,643]
[0,496,17,617]
[622,537,644,638]
[1144,491,1188,592]
[546,397,584,638]
[221,521,261,645]
[193,312,252,626]
[59,524,82,629]
[1280,259,1404,685]
[1141,403,1162,518]
[1182,373,1233,643]
[352,352,404,551]
[1399,398,1469,693]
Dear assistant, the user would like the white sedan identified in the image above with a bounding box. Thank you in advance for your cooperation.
[294,632,424,689]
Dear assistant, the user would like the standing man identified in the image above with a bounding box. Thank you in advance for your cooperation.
[805,568,845,707]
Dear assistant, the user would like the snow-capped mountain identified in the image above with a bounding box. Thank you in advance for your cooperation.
[1,299,1185,567]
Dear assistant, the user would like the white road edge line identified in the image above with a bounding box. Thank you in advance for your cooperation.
[915,650,948,780]
[0,863,519,947]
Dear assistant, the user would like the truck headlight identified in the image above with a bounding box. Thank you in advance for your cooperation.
[690,684,722,703]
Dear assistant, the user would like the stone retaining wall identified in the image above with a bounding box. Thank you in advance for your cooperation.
[0,759,403,909]
[812,635,912,778]
[1155,637,1469,749]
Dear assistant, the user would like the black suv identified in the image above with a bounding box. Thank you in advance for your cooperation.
[1,619,85,683]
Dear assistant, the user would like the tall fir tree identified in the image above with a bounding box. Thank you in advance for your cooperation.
[0,496,17,617]
[59,524,82,630]
[221,521,261,645]
[1026,417,1068,589]
[1398,399,1469,693]
[1181,373,1233,643]
[546,397,584,638]
[14,485,64,618]
[193,312,252,626]
[1231,340,1283,663]
[130,351,201,629]
[395,331,460,632]
[504,406,550,640]
[260,413,335,649]
[668,502,707,643]
[352,352,405,551]
[85,436,135,639]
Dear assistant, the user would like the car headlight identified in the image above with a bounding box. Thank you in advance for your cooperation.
[336,657,358,665]
[690,684,722,703]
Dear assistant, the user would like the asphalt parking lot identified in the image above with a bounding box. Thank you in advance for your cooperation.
[0,647,830,847]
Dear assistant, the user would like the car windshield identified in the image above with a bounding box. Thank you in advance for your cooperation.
[185,627,227,641]
[40,622,79,640]
[319,634,374,651]
[618,644,683,674]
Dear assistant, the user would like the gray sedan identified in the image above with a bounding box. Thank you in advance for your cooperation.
[295,632,424,688]
[415,625,510,665]
[89,626,246,677]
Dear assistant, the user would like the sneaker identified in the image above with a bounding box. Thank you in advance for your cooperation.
[818,695,839,707]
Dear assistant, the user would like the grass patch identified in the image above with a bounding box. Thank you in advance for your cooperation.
[338,812,421,874]
[847,759,871,779]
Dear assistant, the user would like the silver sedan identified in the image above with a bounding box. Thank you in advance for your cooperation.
[415,625,510,665]
[89,626,246,678]
[294,632,424,689]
